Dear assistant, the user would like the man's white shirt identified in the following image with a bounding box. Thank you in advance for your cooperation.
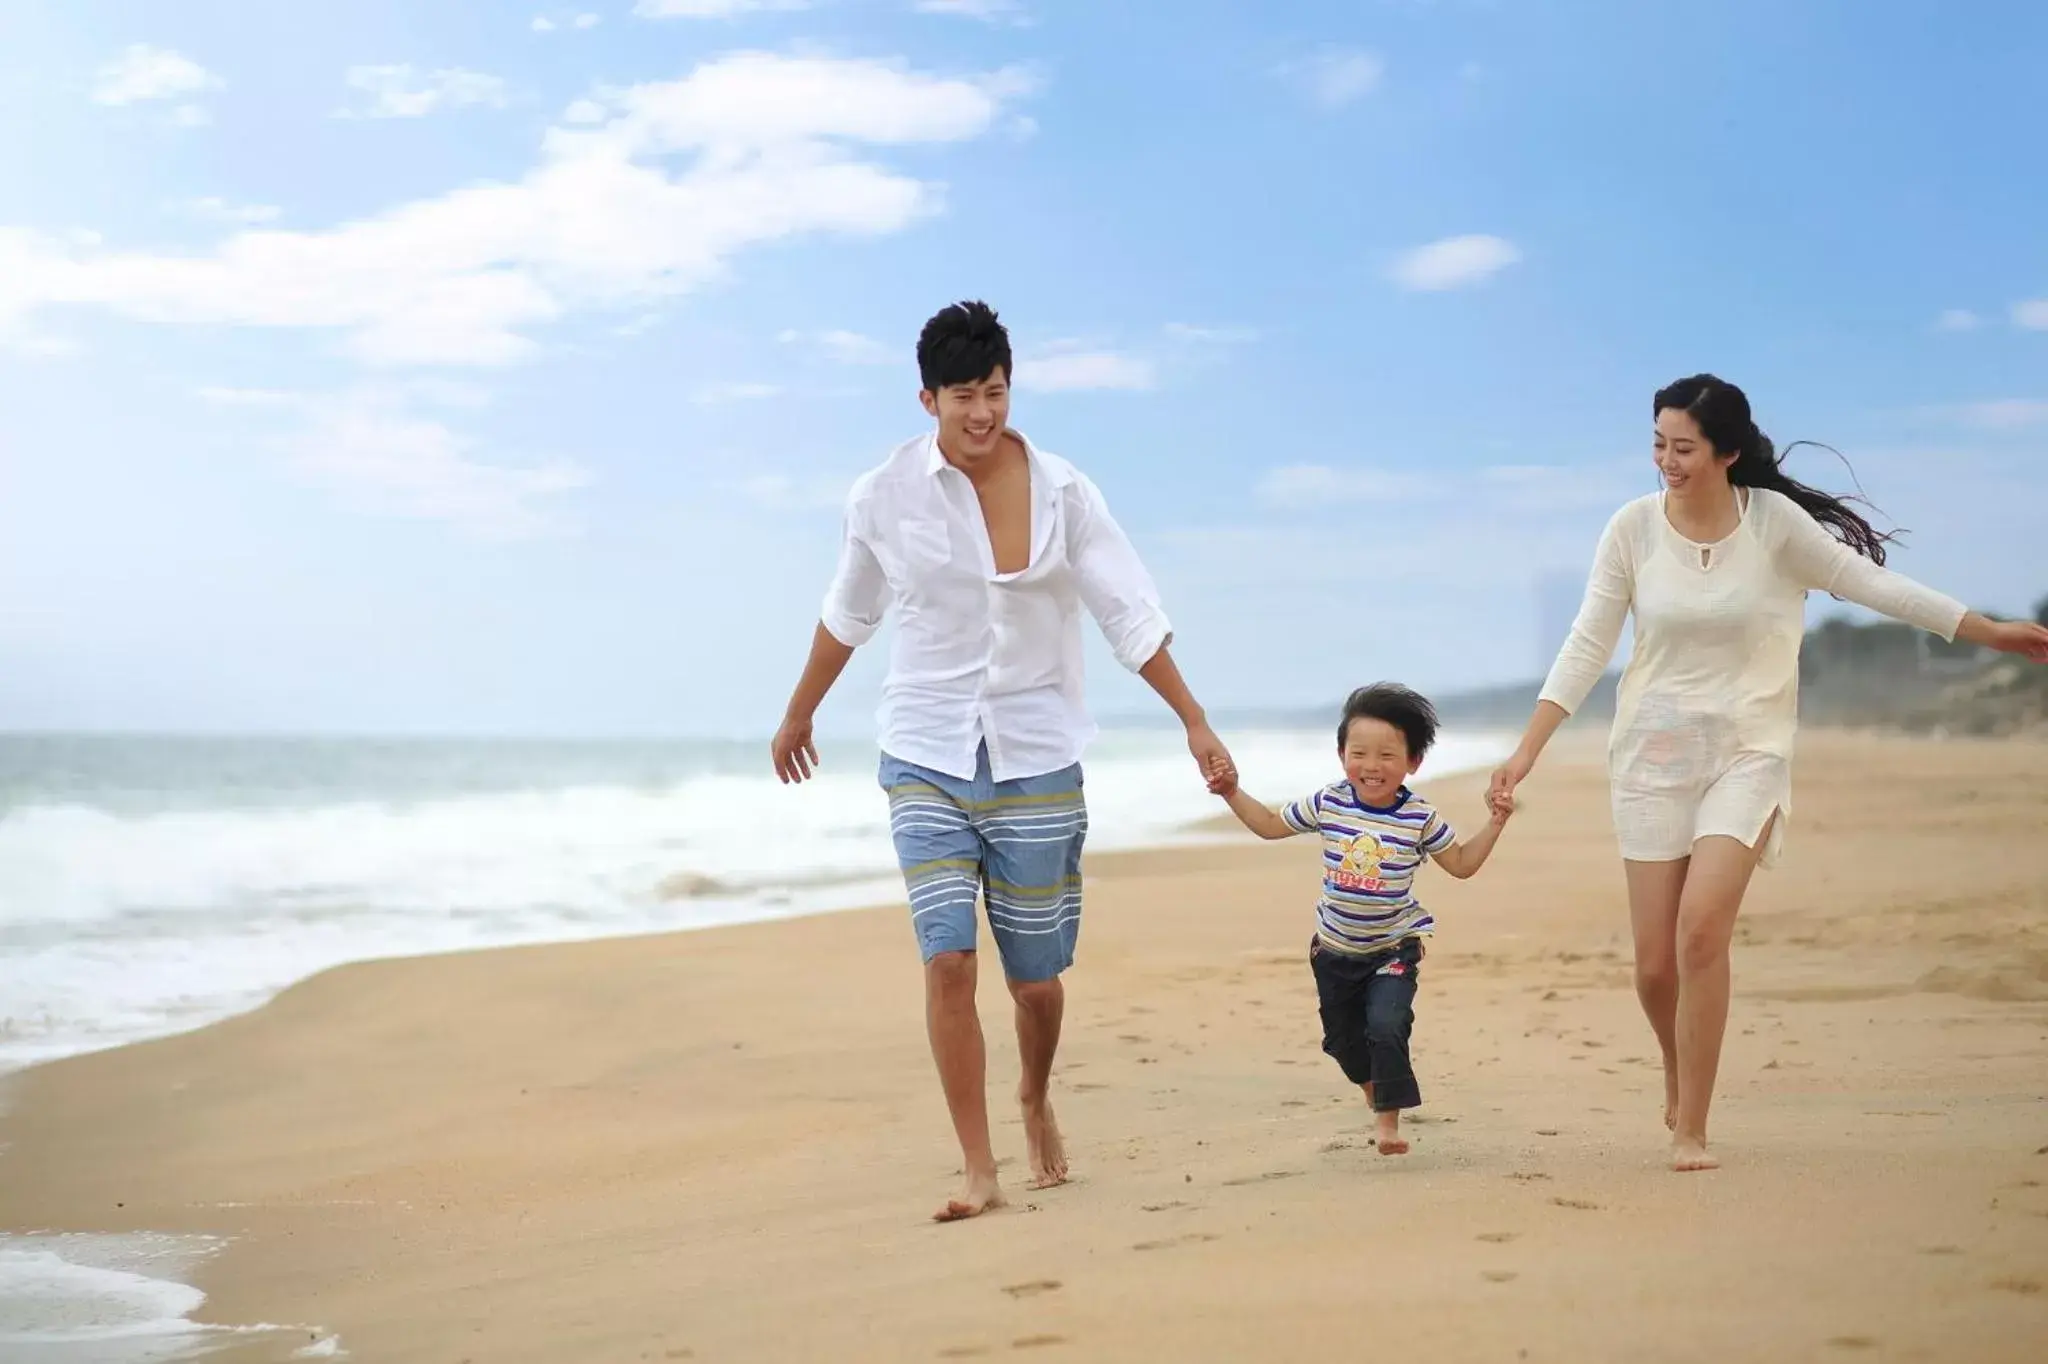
[821,431,1172,782]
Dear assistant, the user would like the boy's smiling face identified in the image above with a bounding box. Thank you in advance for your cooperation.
[1341,716,1420,807]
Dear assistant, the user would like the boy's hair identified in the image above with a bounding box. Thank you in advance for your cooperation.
[917,300,1012,392]
[1337,683,1439,761]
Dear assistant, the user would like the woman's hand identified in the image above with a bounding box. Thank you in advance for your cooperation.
[1984,617,2048,663]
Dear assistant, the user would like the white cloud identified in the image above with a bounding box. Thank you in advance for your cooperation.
[185,197,281,226]
[2013,298,2048,330]
[575,12,603,26]
[916,0,1031,23]
[1163,322,1259,345]
[1016,346,1156,393]
[1956,399,2048,430]
[196,386,299,406]
[1389,233,1521,291]
[1936,308,1981,332]
[1257,464,1433,508]
[634,0,810,16]
[533,16,558,31]
[738,471,851,509]
[1,53,1032,368]
[536,12,603,30]
[340,66,511,119]
[293,391,585,538]
[693,380,782,404]
[1279,47,1384,110]
[1257,458,1636,512]
[92,45,221,106]
[779,328,894,364]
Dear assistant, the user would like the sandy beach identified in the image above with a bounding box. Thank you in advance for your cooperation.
[4,731,2046,1363]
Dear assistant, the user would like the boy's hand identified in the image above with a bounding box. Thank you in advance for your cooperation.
[1206,755,1239,797]
[1486,789,1518,825]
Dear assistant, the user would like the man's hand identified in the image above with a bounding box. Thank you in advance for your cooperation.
[771,713,820,785]
[1188,722,1236,795]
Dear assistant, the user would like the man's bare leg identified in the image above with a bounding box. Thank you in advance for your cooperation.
[927,950,1004,1220]
[1008,974,1068,1189]
[1625,858,1689,1131]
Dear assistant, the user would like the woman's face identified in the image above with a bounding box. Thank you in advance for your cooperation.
[1652,407,1735,495]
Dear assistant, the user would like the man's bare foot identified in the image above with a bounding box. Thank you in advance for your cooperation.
[934,1167,1006,1222]
[1021,1095,1068,1189]
[1670,1136,1718,1173]
[1375,1111,1409,1156]
[1662,1059,1680,1132]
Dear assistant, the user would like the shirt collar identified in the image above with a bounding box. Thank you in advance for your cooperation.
[922,429,1073,490]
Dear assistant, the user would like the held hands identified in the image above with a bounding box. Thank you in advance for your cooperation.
[1188,722,1238,796]
[1487,751,1533,819]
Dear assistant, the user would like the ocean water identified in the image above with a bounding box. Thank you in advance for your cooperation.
[0,725,1510,1361]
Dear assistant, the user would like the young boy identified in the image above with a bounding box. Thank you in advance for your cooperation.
[1211,682,1513,1155]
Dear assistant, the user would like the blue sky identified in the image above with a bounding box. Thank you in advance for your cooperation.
[3,0,2044,738]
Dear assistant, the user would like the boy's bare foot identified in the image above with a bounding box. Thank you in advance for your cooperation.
[1670,1135,1718,1173]
[1375,1110,1409,1156]
[1021,1096,1068,1189]
[934,1167,1006,1222]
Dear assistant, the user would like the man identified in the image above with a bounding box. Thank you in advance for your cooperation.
[771,300,1233,1222]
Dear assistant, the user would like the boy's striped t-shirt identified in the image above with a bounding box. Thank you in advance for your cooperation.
[1282,782,1455,957]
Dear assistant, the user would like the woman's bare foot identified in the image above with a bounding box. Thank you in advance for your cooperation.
[1669,1135,1718,1173]
[1021,1096,1068,1189]
[934,1166,1006,1222]
[1375,1110,1409,1156]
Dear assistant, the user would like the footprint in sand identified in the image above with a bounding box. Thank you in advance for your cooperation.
[1002,1280,1062,1299]
[1133,1232,1222,1251]
[1140,1201,1191,1213]
[1070,1082,1108,1093]
[1989,1277,2042,1296]
[1011,1338,1066,1351]
[938,1349,991,1360]
[1826,1338,1877,1351]
[1508,1172,1552,1183]
[1222,1170,1304,1187]
[1476,1232,1519,1244]
[1918,1246,1963,1256]
[1118,1035,1149,1044]
[1482,1271,1518,1283]
[1550,1196,1602,1211]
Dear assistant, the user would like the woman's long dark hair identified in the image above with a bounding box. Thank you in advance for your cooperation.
[1654,374,1898,565]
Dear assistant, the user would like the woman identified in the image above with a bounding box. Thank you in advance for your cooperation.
[1489,374,2048,1173]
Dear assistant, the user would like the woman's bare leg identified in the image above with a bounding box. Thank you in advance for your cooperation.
[1669,813,1777,1171]
[1624,858,1689,1130]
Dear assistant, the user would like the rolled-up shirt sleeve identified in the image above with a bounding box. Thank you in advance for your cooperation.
[819,490,889,648]
[1539,506,1635,715]
[1067,473,1173,672]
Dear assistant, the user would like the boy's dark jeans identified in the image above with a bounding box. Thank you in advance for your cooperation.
[1308,935,1424,1111]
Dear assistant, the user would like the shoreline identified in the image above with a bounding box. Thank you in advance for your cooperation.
[0,728,1520,1079]
[5,730,2047,1361]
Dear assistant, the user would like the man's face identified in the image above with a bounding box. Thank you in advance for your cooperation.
[920,369,1010,463]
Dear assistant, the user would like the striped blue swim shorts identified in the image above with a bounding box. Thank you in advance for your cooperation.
[878,744,1087,982]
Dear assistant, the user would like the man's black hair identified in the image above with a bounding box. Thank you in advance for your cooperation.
[1337,683,1439,761]
[917,300,1012,391]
